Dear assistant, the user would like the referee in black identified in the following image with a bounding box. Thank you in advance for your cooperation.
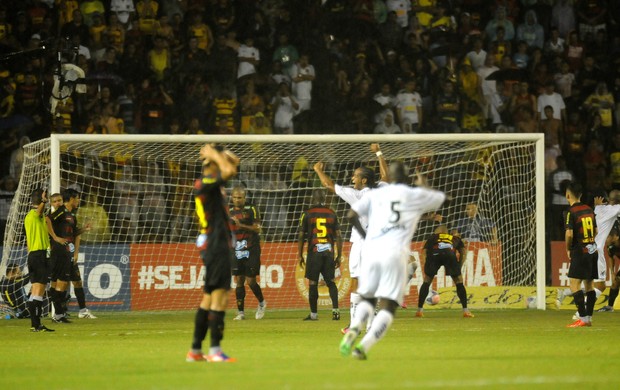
[24,189,54,332]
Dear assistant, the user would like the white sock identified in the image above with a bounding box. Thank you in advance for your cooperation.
[350,292,361,323]
[359,309,394,353]
[594,288,603,299]
[350,300,373,332]
[366,303,376,332]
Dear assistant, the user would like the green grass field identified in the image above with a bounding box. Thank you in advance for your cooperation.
[1,309,619,390]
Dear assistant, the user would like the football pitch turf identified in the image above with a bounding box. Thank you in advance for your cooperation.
[1,309,619,390]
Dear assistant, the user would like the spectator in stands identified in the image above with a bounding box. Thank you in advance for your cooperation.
[516,9,544,49]
[114,162,140,242]
[110,0,135,27]
[290,54,315,114]
[272,81,298,134]
[485,6,515,42]
[0,175,17,240]
[9,135,29,181]
[374,111,401,134]
[76,192,111,243]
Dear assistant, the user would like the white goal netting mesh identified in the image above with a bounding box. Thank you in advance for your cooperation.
[1,135,542,311]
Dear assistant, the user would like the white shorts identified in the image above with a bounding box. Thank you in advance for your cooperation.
[349,241,363,278]
[595,252,607,282]
[356,244,408,305]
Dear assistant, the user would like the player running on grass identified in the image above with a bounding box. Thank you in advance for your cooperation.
[340,162,446,359]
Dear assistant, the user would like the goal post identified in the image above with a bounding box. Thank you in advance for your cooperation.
[1,133,546,312]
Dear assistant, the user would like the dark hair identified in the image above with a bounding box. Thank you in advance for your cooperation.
[62,188,80,202]
[358,166,376,188]
[31,188,44,205]
[389,161,408,184]
[566,181,583,199]
[311,188,326,205]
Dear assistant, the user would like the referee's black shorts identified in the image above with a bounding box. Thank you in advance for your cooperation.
[424,250,462,278]
[27,250,49,284]
[200,246,233,294]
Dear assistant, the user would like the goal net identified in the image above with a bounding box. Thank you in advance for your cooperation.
[1,134,545,312]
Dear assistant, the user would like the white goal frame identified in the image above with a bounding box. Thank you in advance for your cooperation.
[47,133,546,309]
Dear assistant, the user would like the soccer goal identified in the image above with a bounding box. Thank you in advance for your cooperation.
[1,133,545,311]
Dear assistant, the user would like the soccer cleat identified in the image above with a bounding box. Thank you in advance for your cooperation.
[597,306,614,312]
[233,313,245,320]
[186,351,207,362]
[339,328,359,357]
[302,314,318,321]
[31,325,55,332]
[332,310,340,321]
[206,351,236,362]
[255,302,266,320]
[78,309,97,319]
[463,311,475,318]
[340,325,349,334]
[566,319,590,328]
[52,316,72,323]
[352,345,367,360]
[415,311,424,318]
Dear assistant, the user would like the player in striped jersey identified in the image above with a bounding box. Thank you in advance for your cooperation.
[230,187,266,320]
[564,182,599,327]
[298,189,343,321]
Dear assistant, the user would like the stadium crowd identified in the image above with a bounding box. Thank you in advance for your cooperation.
[1,0,620,246]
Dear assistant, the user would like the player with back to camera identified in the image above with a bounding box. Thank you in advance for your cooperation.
[340,162,446,359]
[24,189,54,332]
[557,190,620,312]
[564,181,599,327]
[229,186,267,321]
[298,188,343,321]
[186,143,239,363]
[416,224,473,318]
[313,143,389,333]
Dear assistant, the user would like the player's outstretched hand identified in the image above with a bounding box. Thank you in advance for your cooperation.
[594,196,606,206]
[313,162,324,173]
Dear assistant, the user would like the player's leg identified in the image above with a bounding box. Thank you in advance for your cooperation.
[600,270,620,311]
[27,252,54,331]
[205,250,235,362]
[348,242,363,329]
[417,255,439,317]
[354,299,399,359]
[233,274,246,320]
[52,254,72,323]
[320,253,340,320]
[446,255,473,317]
[187,292,212,362]
[340,296,376,356]
[304,254,320,320]
[247,250,266,319]
[72,264,96,319]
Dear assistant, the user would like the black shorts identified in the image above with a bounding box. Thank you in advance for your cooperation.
[201,247,233,294]
[70,262,82,282]
[424,250,462,278]
[232,247,261,277]
[305,252,336,282]
[568,251,598,280]
[27,250,50,284]
[50,250,72,282]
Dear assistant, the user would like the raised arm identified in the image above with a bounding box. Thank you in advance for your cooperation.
[200,144,239,180]
[313,162,335,192]
[370,143,389,182]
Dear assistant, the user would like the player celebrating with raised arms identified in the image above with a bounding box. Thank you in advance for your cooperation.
[416,225,473,318]
[230,186,266,321]
[187,144,239,363]
[340,162,446,359]
[313,143,388,333]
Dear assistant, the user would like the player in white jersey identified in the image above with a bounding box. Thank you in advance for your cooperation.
[557,190,620,312]
[340,161,446,360]
[313,144,389,333]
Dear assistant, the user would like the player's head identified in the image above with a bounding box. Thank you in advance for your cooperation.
[609,190,620,205]
[311,188,326,205]
[231,186,246,208]
[30,188,44,206]
[62,188,81,208]
[565,181,583,201]
[50,193,63,209]
[388,161,408,184]
[465,203,478,218]
[435,224,448,234]
[352,166,376,190]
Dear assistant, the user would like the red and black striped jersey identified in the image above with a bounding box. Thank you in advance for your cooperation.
[565,202,597,248]
[229,204,261,249]
[423,233,464,254]
[299,205,340,255]
[50,205,77,252]
[194,171,233,251]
